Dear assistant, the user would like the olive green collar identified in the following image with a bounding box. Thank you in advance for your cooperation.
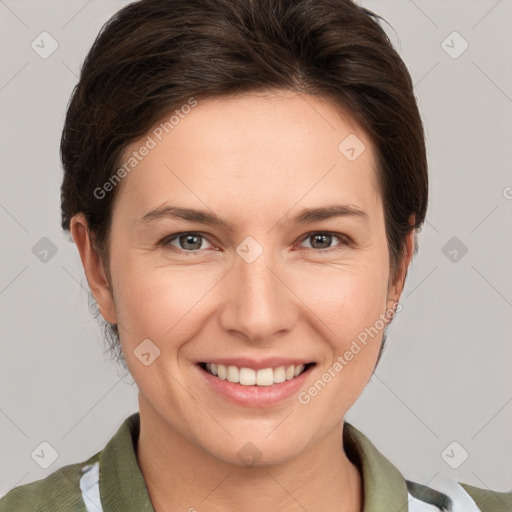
[99,412,409,512]
[99,412,154,512]
[344,421,409,511]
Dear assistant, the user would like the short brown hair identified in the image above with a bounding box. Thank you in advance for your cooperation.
[61,0,428,370]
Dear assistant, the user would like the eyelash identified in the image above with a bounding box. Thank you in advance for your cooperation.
[159,231,351,254]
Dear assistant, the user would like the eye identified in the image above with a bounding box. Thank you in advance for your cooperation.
[298,232,350,252]
[160,232,213,252]
[159,230,350,254]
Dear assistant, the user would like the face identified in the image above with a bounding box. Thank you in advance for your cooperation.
[75,91,410,466]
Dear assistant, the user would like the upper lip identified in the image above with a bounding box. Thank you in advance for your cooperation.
[198,357,315,370]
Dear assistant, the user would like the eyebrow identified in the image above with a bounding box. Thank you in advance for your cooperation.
[137,204,369,229]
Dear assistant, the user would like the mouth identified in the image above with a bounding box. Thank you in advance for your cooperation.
[198,361,316,387]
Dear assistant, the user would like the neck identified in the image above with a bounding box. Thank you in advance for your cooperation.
[136,398,363,512]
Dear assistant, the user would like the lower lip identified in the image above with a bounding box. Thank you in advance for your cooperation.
[196,364,314,408]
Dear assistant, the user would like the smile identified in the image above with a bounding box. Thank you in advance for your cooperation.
[198,362,315,386]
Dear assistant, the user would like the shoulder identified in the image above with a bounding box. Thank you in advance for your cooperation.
[0,452,101,512]
[460,482,512,512]
[406,474,512,512]
[343,421,511,512]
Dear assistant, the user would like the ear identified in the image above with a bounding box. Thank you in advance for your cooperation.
[387,214,416,309]
[69,213,117,324]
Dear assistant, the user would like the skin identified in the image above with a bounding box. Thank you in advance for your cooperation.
[71,90,415,512]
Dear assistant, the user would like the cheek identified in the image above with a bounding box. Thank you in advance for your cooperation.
[110,257,223,343]
[294,260,389,342]
[296,266,389,421]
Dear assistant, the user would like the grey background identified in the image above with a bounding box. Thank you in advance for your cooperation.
[1,0,511,498]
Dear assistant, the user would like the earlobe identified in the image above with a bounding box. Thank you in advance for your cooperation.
[69,213,117,324]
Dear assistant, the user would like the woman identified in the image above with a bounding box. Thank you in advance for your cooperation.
[1,0,509,510]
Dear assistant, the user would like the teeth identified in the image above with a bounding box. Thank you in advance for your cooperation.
[256,368,273,386]
[217,364,227,380]
[239,367,256,385]
[273,366,286,383]
[226,365,239,383]
[204,363,307,386]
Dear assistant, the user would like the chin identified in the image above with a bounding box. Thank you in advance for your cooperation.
[201,430,309,468]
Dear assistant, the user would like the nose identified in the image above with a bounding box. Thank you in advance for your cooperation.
[218,242,297,343]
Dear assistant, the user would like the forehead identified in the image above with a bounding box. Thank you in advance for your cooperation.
[114,91,381,226]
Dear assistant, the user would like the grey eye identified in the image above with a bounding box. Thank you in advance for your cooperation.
[299,232,345,251]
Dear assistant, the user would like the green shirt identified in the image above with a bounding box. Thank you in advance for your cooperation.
[1,412,510,511]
